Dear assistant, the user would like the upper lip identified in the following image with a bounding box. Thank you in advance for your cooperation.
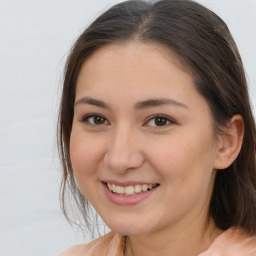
[101,179,159,187]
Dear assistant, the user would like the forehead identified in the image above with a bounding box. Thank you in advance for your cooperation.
[82,41,191,76]
[76,41,195,98]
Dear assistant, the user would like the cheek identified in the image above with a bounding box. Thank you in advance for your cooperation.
[69,127,105,177]
[147,129,216,183]
[149,133,216,216]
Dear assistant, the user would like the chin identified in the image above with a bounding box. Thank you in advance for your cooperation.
[104,217,155,236]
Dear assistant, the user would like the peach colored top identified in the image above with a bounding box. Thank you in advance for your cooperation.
[57,228,256,256]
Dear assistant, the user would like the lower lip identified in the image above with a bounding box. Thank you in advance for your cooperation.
[102,183,158,206]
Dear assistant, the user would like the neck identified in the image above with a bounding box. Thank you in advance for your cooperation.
[125,218,223,256]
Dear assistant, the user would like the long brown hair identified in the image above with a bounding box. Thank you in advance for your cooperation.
[58,0,256,235]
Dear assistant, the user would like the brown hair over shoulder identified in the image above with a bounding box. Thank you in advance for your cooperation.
[57,0,256,235]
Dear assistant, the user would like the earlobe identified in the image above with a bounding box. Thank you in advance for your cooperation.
[213,115,244,170]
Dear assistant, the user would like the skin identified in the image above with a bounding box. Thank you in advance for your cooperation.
[69,42,242,256]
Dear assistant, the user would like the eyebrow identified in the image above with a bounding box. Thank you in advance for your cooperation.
[74,97,188,110]
[75,97,110,109]
[134,98,189,110]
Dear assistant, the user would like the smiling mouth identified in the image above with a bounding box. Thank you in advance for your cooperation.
[103,182,160,196]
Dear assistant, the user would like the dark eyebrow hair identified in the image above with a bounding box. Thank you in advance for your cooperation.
[74,97,111,109]
[74,97,188,110]
[134,98,189,110]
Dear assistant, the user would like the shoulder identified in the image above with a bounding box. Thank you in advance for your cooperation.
[200,227,256,256]
[56,231,125,256]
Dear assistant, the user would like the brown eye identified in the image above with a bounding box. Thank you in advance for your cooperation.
[94,116,105,124]
[154,117,168,126]
[82,114,109,126]
[145,115,174,127]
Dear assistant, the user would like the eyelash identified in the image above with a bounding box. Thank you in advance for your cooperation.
[80,113,109,127]
[80,114,175,128]
[144,114,175,128]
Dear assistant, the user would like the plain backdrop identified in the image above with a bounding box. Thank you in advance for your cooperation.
[0,0,255,255]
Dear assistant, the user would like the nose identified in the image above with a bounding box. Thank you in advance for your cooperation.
[103,126,144,173]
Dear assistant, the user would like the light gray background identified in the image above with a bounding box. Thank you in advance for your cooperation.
[0,1,255,256]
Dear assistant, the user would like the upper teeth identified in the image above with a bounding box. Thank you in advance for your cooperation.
[107,183,155,195]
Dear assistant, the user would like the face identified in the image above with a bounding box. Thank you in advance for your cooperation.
[70,42,219,236]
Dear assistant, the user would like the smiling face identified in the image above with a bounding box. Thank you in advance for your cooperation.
[70,42,220,236]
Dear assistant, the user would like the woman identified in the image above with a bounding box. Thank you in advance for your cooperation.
[57,0,256,255]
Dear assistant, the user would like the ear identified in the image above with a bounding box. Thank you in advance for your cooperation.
[214,115,244,170]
